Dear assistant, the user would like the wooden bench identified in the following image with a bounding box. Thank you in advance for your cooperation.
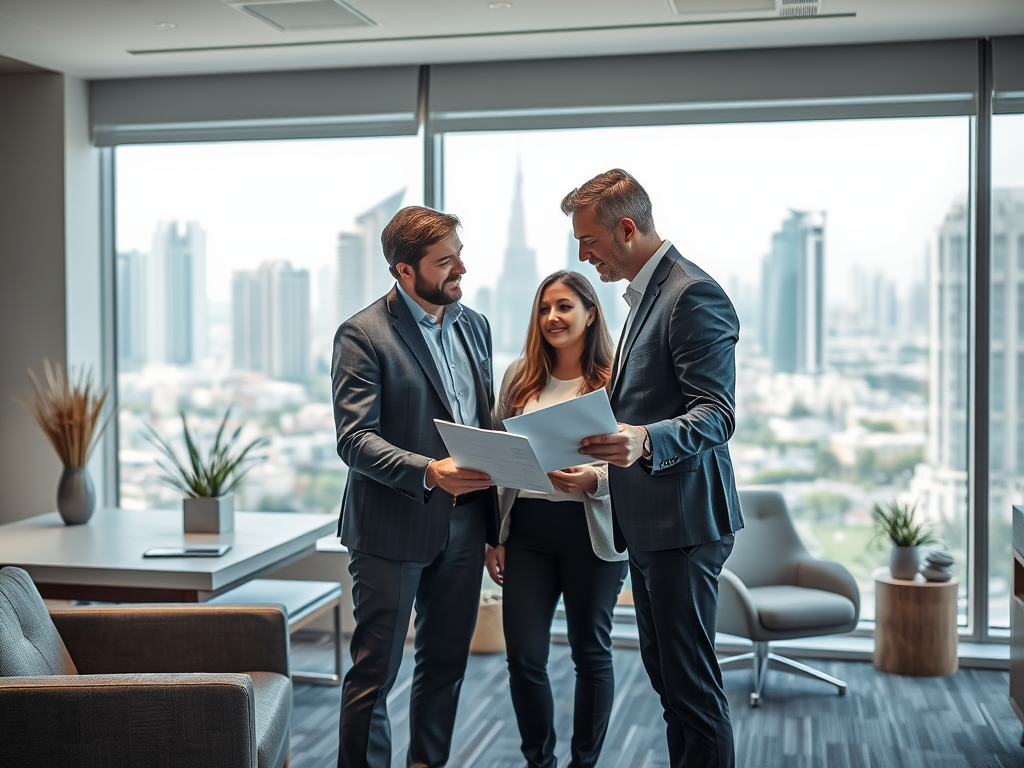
[210,578,342,686]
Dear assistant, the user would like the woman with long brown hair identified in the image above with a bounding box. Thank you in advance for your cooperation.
[486,269,627,768]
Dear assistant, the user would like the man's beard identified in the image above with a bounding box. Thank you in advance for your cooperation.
[415,270,462,305]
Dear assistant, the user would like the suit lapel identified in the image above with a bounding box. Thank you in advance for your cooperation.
[387,288,455,420]
[611,250,677,395]
[454,319,493,429]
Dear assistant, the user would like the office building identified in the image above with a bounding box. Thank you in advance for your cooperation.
[232,261,310,381]
[115,250,146,370]
[494,163,540,355]
[761,210,826,375]
[146,221,207,366]
[231,270,263,372]
[336,190,405,324]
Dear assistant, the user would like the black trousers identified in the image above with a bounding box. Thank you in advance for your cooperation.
[503,498,627,768]
[337,500,487,768]
[629,535,736,768]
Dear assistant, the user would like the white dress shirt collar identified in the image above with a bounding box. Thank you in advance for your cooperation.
[626,239,672,304]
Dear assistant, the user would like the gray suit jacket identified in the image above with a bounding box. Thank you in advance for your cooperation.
[331,286,500,562]
[608,246,744,552]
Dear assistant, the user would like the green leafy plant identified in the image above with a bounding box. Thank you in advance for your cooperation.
[145,409,269,498]
[870,500,938,548]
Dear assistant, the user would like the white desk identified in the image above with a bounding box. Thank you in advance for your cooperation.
[0,508,336,602]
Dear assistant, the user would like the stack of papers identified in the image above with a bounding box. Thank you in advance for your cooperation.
[433,389,619,494]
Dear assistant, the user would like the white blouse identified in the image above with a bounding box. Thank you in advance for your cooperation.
[518,375,588,503]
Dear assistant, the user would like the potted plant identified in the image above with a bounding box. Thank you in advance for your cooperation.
[15,361,114,525]
[145,408,268,533]
[871,499,938,580]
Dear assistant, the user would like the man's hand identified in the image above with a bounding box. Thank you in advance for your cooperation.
[485,544,505,586]
[579,424,648,468]
[426,457,493,496]
[548,465,599,494]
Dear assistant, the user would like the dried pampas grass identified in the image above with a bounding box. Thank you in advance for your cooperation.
[14,360,114,468]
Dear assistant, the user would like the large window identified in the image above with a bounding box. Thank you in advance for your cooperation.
[444,118,971,618]
[989,113,1024,630]
[114,137,422,515]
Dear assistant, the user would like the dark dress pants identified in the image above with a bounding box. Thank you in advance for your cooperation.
[629,535,736,768]
[337,500,487,768]
[503,498,627,768]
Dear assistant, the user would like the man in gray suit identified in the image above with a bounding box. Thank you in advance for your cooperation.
[331,206,499,768]
[566,170,744,768]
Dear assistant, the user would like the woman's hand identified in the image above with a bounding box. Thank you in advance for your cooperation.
[548,465,599,494]
[485,544,505,586]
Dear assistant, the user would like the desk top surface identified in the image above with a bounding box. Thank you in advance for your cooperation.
[0,508,336,592]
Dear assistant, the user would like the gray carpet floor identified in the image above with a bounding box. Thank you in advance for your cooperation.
[289,632,1022,768]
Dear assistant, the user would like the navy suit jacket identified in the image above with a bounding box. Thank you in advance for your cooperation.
[608,246,744,551]
[331,286,500,562]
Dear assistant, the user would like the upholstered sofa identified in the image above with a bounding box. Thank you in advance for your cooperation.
[0,566,292,768]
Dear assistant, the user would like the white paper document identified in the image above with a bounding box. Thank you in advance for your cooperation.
[502,388,619,473]
[433,420,555,494]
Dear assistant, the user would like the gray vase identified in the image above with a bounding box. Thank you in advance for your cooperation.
[57,466,96,525]
[889,544,920,580]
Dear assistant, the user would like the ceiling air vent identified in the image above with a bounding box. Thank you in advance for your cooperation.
[667,0,822,17]
[222,0,376,32]
[778,0,821,17]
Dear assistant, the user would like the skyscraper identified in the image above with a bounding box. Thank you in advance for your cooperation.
[988,190,1024,512]
[335,190,405,323]
[761,210,826,375]
[232,270,263,372]
[116,250,147,370]
[146,221,207,366]
[231,261,310,381]
[261,261,310,382]
[494,163,540,355]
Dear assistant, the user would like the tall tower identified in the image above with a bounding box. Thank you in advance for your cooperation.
[335,189,405,324]
[146,221,206,366]
[762,210,825,375]
[987,190,1024,514]
[495,162,540,355]
[116,250,147,370]
[261,261,310,382]
[231,270,263,372]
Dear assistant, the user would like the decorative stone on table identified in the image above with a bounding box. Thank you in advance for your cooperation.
[920,549,955,583]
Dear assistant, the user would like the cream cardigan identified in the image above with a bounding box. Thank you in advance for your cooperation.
[492,360,627,563]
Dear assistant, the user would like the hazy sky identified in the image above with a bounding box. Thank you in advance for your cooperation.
[116,114,1024,307]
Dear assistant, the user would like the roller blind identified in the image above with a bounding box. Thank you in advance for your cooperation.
[429,39,979,133]
[994,36,1024,115]
[90,65,420,146]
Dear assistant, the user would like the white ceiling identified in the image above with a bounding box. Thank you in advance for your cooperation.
[0,0,1022,81]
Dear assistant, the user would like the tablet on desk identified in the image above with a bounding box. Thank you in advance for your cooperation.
[143,545,231,558]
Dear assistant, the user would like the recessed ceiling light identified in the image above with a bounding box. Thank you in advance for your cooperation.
[488,2,513,9]
[154,21,178,29]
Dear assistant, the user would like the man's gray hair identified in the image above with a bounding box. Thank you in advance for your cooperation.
[560,169,655,235]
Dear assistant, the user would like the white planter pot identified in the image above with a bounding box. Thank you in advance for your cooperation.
[889,544,920,580]
[183,495,235,534]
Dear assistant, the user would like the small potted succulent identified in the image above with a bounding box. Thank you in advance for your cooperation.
[145,408,268,533]
[871,499,938,580]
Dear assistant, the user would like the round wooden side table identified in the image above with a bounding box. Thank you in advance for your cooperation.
[873,568,959,676]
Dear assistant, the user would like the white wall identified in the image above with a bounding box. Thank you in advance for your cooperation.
[0,72,104,524]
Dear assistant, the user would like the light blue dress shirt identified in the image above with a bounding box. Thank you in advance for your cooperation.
[396,283,480,428]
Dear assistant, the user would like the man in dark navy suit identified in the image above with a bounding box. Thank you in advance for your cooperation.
[331,206,499,768]
[567,170,744,768]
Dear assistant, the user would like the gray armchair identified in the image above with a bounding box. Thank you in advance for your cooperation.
[0,566,292,768]
[717,489,860,707]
